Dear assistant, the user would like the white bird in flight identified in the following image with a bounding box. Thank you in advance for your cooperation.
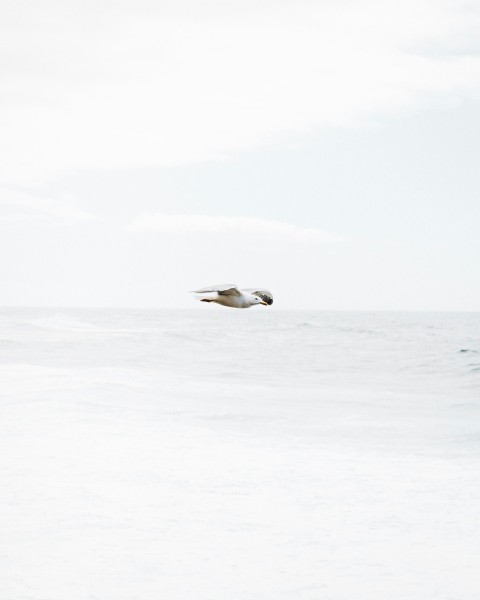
[191,284,273,309]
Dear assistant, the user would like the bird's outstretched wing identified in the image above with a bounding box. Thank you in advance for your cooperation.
[191,284,241,296]
[243,288,274,305]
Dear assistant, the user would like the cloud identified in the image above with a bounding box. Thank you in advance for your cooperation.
[0,189,95,223]
[128,213,348,243]
[1,0,480,184]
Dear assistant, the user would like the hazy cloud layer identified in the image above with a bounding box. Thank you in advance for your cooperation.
[1,0,480,183]
[0,189,95,223]
[129,213,349,243]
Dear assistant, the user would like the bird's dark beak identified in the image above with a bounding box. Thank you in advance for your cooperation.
[260,301,268,306]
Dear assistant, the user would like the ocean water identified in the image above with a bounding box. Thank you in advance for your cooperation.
[1,308,479,600]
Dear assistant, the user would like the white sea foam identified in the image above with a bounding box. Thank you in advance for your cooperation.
[0,308,479,600]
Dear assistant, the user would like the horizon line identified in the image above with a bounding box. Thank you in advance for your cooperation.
[1,306,479,314]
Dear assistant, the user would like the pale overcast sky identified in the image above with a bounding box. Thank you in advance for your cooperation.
[1,0,479,309]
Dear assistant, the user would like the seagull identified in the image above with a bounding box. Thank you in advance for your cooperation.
[191,284,273,309]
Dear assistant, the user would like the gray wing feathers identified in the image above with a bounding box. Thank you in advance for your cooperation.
[192,284,241,296]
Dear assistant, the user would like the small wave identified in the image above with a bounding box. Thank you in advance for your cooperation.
[163,330,205,343]
[30,314,103,332]
[459,348,478,354]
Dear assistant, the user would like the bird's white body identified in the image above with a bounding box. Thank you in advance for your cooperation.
[201,290,262,309]
[191,284,273,309]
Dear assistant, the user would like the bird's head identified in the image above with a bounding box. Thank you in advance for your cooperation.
[253,295,268,306]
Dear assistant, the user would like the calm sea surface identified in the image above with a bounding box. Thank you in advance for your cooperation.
[1,307,479,390]
[1,308,479,599]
